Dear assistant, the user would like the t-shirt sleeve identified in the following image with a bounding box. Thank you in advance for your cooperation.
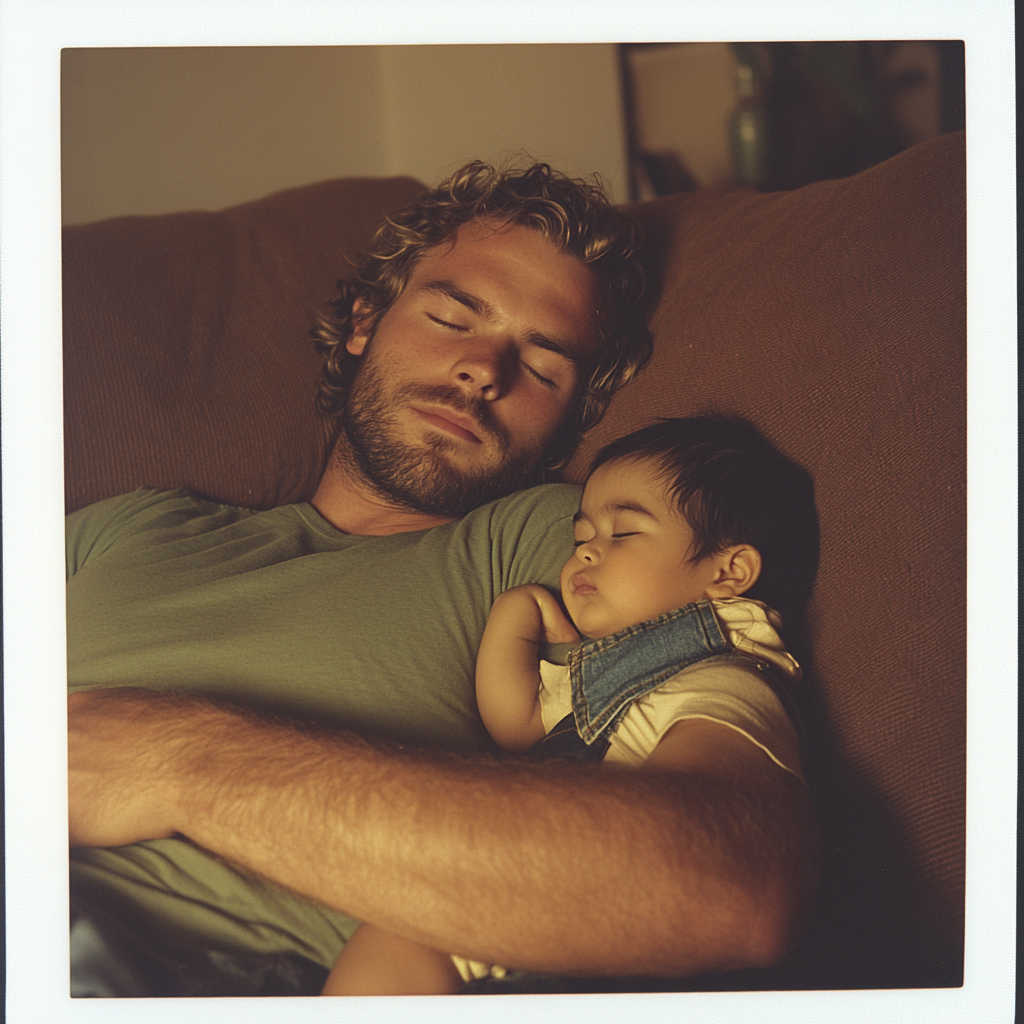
[606,658,805,783]
[65,487,193,580]
[486,483,580,595]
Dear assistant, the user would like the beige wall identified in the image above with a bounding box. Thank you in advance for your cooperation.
[628,43,740,192]
[377,45,626,196]
[61,45,627,225]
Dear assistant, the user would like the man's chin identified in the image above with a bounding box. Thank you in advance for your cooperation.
[373,445,543,518]
[341,402,546,517]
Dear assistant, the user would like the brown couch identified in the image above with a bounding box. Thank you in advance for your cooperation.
[63,131,966,991]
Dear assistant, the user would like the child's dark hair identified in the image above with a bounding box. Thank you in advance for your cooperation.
[590,413,820,621]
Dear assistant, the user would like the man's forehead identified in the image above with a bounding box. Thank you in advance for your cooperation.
[414,219,606,320]
[419,217,557,259]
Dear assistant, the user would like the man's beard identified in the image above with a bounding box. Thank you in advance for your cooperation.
[337,350,551,519]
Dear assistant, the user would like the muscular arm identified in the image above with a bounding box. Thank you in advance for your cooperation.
[475,584,580,753]
[68,687,817,977]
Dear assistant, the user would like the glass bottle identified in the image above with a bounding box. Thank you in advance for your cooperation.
[730,53,766,187]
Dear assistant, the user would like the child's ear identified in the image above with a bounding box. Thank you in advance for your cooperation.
[346,298,374,356]
[704,545,762,599]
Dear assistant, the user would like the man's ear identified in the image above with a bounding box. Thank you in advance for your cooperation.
[704,544,762,599]
[346,298,373,356]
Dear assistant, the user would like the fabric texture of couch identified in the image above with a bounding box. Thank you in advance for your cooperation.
[63,131,966,990]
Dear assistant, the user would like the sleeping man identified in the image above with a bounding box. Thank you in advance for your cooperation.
[66,160,818,996]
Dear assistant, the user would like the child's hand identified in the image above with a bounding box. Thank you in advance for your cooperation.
[531,587,581,646]
[477,585,579,753]
[492,584,580,646]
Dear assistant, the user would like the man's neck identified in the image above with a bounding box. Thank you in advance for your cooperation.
[310,442,457,536]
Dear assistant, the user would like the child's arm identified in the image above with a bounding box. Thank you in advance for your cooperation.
[476,584,579,753]
[322,923,463,995]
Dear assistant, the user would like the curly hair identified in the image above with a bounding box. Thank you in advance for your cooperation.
[312,159,652,468]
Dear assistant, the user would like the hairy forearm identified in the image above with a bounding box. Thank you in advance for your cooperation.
[69,688,815,976]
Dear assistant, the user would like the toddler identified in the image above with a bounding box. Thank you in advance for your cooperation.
[322,413,814,994]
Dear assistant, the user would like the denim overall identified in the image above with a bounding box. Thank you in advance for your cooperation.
[533,600,795,761]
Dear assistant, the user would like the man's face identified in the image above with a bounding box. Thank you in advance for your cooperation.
[341,219,603,517]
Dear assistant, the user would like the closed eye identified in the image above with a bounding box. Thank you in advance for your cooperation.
[523,362,557,388]
[574,532,637,546]
[426,313,468,332]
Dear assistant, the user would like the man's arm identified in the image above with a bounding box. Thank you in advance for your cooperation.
[475,584,580,753]
[68,687,817,977]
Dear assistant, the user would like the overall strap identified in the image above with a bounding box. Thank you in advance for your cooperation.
[569,602,731,745]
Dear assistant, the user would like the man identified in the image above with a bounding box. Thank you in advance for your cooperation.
[67,161,817,996]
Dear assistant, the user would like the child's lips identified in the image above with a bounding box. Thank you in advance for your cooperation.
[571,573,597,596]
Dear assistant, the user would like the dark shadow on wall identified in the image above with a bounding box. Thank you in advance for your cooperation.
[779,667,964,991]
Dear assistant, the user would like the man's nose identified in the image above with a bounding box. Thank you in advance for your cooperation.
[452,340,506,401]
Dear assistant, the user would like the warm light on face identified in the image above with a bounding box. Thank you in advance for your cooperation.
[560,458,723,640]
[341,219,603,517]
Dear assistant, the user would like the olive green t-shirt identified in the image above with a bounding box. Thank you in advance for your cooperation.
[67,484,579,968]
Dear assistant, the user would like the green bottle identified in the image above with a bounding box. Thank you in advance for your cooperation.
[730,55,766,187]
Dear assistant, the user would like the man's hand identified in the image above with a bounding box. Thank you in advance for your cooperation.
[68,688,188,847]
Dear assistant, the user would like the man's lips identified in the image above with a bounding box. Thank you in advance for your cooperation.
[411,405,485,444]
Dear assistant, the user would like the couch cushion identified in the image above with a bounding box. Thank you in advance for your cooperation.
[63,175,427,513]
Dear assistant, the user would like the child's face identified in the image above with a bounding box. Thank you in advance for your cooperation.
[560,457,723,640]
